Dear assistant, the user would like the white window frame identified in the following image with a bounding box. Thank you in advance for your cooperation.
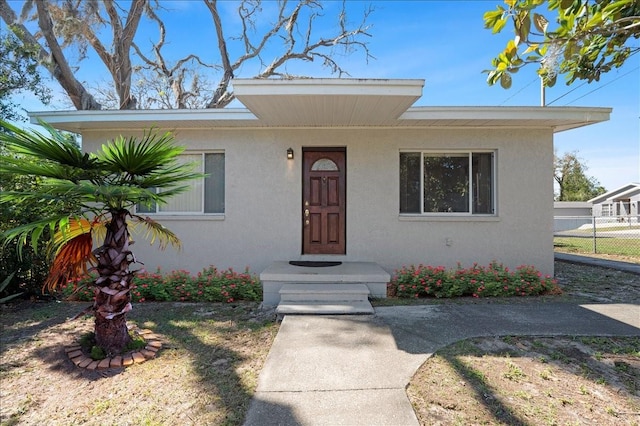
[399,149,496,216]
[137,151,225,216]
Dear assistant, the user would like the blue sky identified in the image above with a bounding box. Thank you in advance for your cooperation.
[8,0,639,192]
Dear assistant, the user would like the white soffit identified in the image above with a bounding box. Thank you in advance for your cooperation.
[29,108,257,132]
[399,106,612,132]
[232,78,425,126]
[30,78,611,132]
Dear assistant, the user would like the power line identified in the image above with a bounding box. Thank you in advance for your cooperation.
[499,77,539,106]
[546,80,588,106]
[548,49,640,106]
[547,67,640,106]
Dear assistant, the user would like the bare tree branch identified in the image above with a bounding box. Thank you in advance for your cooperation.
[0,0,102,110]
[204,0,235,108]
[131,2,218,108]
[203,0,373,108]
[1,0,374,110]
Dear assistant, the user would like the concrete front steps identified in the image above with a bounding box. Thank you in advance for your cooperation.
[276,283,374,315]
[260,261,390,316]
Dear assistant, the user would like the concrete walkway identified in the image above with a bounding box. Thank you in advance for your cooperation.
[245,255,640,425]
[245,303,639,425]
[555,252,640,275]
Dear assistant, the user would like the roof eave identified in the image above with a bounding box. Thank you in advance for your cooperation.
[30,105,611,133]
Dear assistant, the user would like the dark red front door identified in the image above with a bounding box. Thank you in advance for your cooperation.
[302,149,346,254]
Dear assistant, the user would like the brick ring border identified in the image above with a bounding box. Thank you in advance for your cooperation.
[65,328,163,370]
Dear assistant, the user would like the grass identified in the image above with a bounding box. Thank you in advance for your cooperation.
[0,301,278,425]
[1,260,638,425]
[554,236,640,258]
[408,336,640,425]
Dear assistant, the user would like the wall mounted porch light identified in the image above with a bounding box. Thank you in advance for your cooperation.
[287,147,294,160]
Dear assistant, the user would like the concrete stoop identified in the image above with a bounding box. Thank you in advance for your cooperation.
[276,283,374,315]
[259,261,390,316]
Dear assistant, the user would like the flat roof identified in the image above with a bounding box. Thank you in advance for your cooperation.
[31,78,611,132]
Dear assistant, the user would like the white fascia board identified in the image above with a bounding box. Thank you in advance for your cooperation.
[29,108,258,131]
[232,78,425,97]
[401,106,611,122]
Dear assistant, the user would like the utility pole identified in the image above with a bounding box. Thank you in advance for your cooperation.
[540,77,546,106]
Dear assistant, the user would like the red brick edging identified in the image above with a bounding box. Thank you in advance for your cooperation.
[65,328,163,370]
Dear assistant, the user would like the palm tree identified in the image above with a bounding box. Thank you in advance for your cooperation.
[0,120,203,355]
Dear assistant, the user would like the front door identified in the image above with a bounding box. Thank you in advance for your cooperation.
[302,149,346,254]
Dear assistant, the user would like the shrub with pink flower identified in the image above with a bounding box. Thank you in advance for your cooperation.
[389,261,560,299]
[59,266,262,303]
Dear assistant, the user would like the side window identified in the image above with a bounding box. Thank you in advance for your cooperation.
[137,152,224,214]
[400,151,495,215]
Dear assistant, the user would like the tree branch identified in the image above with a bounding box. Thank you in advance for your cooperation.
[204,0,234,108]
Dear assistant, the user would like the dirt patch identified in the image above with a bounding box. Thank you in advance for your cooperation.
[553,261,640,304]
[407,259,640,426]
[408,336,640,426]
[0,301,278,425]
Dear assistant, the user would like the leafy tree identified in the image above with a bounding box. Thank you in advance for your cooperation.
[484,0,640,88]
[0,29,51,122]
[0,133,79,299]
[0,0,373,110]
[0,121,203,355]
[554,151,606,200]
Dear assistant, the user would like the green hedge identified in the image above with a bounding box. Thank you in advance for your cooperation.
[60,266,262,303]
[388,262,560,299]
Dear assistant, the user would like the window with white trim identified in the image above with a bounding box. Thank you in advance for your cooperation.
[400,151,494,215]
[138,152,225,214]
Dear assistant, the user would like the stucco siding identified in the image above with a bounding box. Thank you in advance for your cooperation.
[81,126,555,277]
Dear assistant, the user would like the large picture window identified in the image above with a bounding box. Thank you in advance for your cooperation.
[138,152,225,214]
[400,151,494,215]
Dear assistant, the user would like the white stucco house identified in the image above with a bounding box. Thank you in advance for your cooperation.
[32,78,610,309]
[589,182,640,223]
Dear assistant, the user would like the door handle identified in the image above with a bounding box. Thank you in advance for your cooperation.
[304,209,310,217]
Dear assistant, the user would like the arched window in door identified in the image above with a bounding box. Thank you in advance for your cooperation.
[311,158,339,171]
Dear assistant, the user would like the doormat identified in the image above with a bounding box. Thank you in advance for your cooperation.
[289,261,342,267]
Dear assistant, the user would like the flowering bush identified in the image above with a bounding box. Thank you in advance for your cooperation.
[59,266,262,303]
[388,261,560,299]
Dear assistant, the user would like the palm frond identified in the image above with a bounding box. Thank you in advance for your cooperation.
[0,120,98,170]
[130,215,182,251]
[0,156,92,181]
[96,130,186,177]
[43,217,104,292]
[135,169,207,189]
[0,190,72,206]
[0,177,107,208]
[51,217,93,249]
[1,214,69,258]
[44,231,96,292]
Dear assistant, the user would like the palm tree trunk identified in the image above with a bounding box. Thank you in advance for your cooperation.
[93,209,133,356]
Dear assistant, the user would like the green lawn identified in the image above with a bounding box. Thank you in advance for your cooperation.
[554,236,640,258]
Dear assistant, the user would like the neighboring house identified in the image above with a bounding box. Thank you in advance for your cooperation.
[589,182,640,223]
[33,78,610,281]
[553,201,593,232]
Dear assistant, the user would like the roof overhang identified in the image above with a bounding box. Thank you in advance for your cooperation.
[398,106,611,132]
[232,78,424,126]
[29,78,611,133]
[589,183,640,203]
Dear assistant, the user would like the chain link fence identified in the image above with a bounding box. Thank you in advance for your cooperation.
[554,216,640,258]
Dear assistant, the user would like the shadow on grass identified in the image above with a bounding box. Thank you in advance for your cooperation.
[440,349,531,426]
[0,301,86,357]
[411,335,640,425]
[0,301,287,425]
[127,302,288,424]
